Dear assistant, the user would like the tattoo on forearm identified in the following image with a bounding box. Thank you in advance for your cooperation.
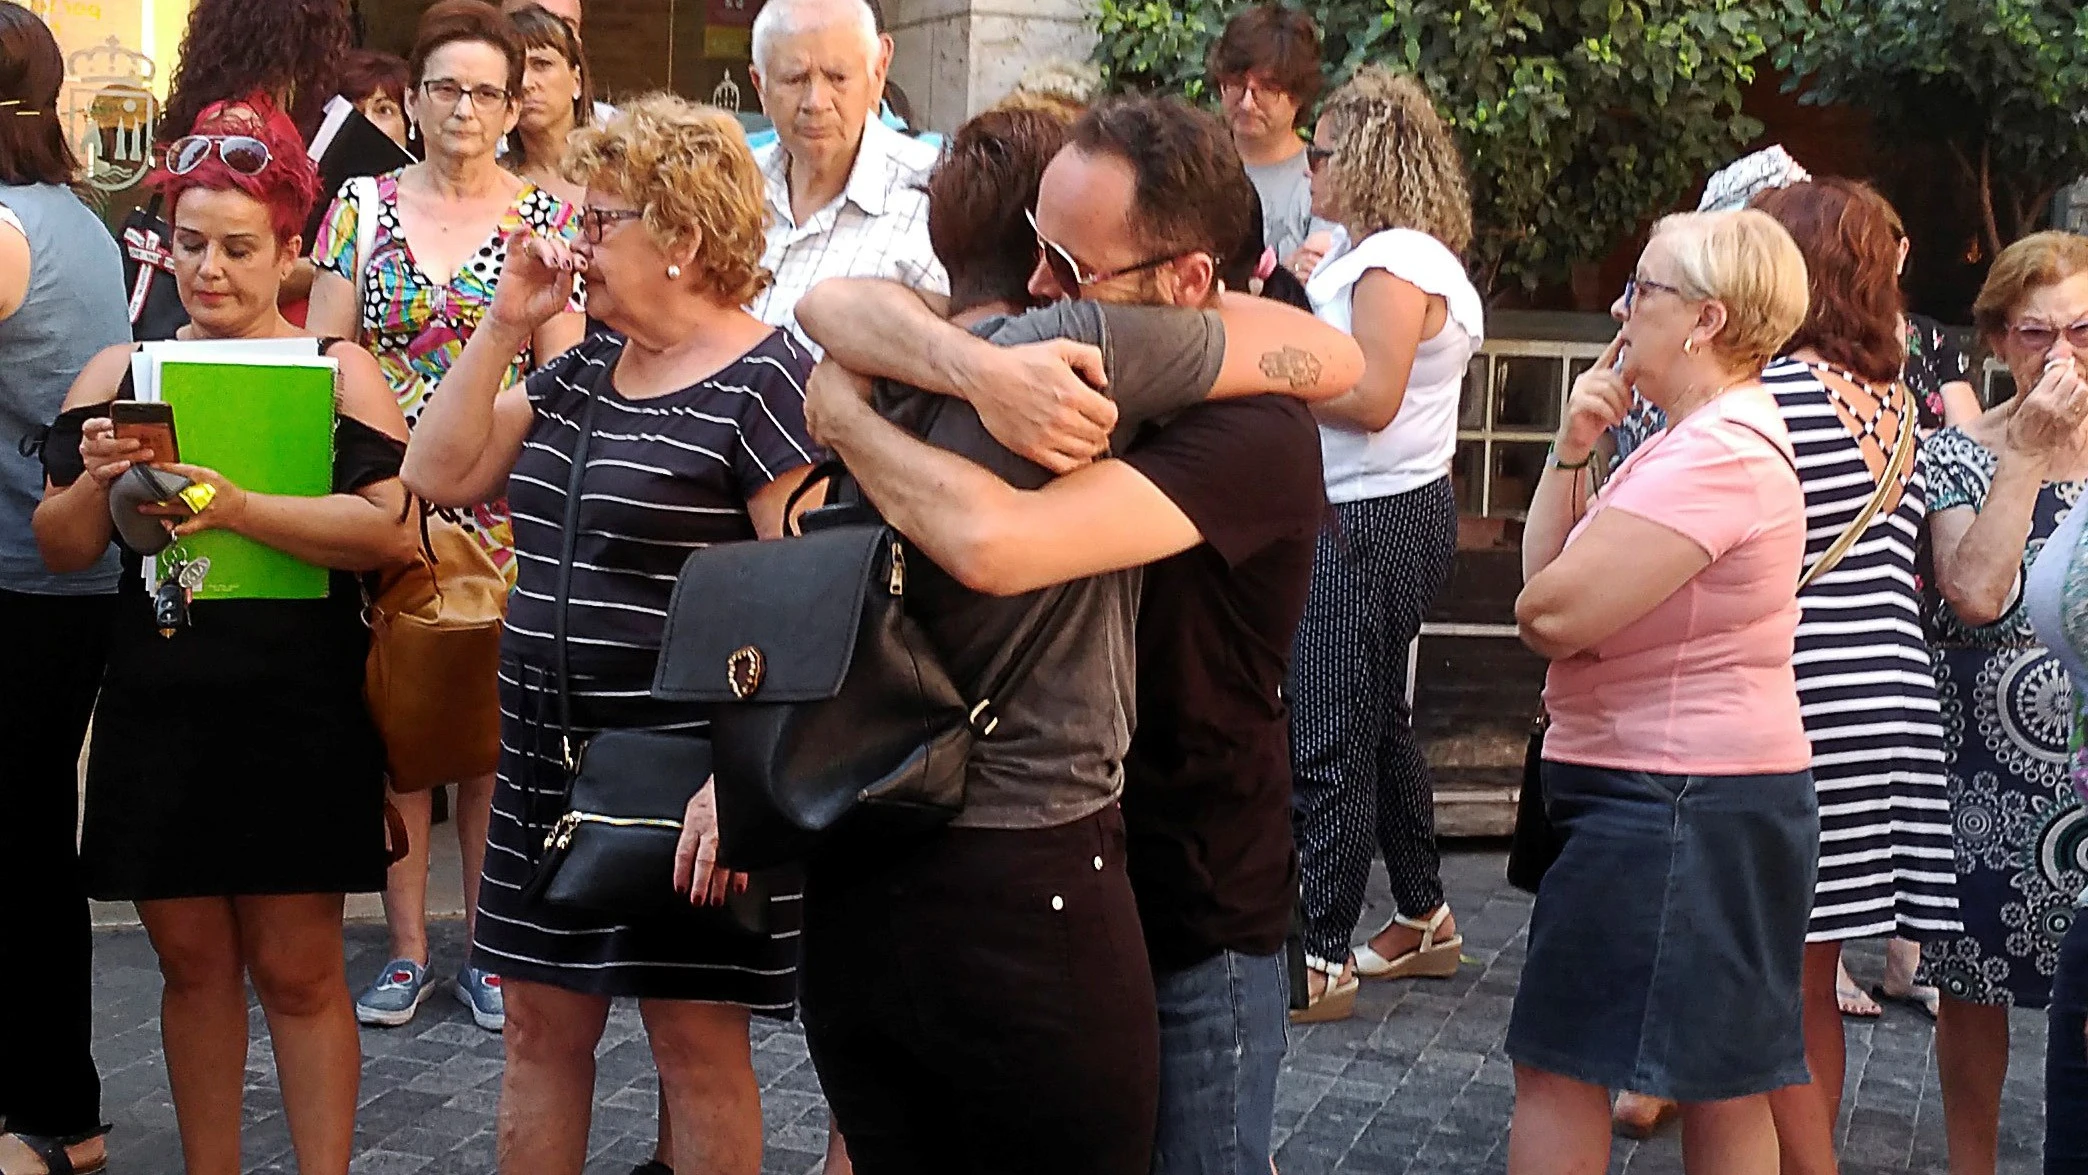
[1259,346,1322,391]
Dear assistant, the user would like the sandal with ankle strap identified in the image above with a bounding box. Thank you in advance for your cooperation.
[0,1129,110,1175]
[1353,906,1463,980]
[1288,954,1359,1024]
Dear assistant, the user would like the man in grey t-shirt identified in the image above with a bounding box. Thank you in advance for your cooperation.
[1209,5,1335,267]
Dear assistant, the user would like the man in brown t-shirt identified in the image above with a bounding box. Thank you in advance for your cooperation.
[789,97,1352,1174]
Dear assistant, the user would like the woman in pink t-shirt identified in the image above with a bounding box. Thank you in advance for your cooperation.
[1506,210,1817,1175]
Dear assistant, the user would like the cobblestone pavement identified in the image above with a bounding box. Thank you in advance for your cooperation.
[86,850,2048,1175]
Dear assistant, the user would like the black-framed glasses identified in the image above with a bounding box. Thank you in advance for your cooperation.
[1622,276,1686,316]
[1027,209,1183,295]
[167,134,271,176]
[1305,144,1336,170]
[1217,75,1287,103]
[2009,319,2088,352]
[580,206,643,244]
[420,78,512,112]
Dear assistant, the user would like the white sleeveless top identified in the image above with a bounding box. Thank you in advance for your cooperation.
[1305,228,1484,504]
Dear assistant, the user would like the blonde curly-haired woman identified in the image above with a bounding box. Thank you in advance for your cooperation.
[1289,67,1485,1019]
[404,93,820,1175]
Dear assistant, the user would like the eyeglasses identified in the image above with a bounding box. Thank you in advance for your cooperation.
[1218,76,1288,103]
[1622,276,1686,316]
[1305,145,1336,170]
[580,206,643,244]
[1027,209,1185,296]
[167,134,271,176]
[420,78,512,113]
[2009,319,2088,352]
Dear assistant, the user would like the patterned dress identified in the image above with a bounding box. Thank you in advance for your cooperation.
[1760,358,1959,942]
[1920,426,2088,1007]
[312,171,583,584]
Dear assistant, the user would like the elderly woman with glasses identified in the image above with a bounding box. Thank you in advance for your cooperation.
[307,0,586,1037]
[32,96,415,1175]
[403,93,820,1175]
[1919,230,2088,1175]
[1510,209,1816,1175]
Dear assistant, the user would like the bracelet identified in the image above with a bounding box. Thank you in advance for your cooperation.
[1548,445,1592,471]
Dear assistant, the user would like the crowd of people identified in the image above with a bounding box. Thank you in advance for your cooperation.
[0,0,2084,1174]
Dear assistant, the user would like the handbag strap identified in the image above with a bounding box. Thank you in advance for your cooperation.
[961,574,1083,739]
[553,387,604,771]
[1796,381,1916,592]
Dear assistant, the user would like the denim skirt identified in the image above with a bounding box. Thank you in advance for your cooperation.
[1505,761,1819,1102]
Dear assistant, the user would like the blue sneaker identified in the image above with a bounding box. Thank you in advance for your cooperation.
[455,966,505,1033]
[355,958,433,1027]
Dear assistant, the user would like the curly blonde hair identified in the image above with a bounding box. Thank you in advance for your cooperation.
[1317,67,1471,256]
[562,93,772,306]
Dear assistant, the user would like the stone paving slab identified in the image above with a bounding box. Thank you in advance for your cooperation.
[83,850,2048,1174]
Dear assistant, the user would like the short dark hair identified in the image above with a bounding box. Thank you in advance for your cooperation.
[1750,179,1907,383]
[1068,96,1256,276]
[411,0,526,98]
[1207,5,1323,115]
[338,48,409,109]
[0,2,77,186]
[926,105,1076,315]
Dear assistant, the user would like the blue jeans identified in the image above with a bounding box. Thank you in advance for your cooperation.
[2051,911,2088,1174]
[1152,949,1290,1175]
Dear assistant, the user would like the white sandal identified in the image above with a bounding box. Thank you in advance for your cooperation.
[1289,954,1358,1024]
[1353,906,1463,980]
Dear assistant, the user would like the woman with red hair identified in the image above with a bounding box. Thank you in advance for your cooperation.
[31,96,415,1175]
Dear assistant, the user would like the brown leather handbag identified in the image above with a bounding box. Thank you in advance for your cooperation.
[364,503,508,792]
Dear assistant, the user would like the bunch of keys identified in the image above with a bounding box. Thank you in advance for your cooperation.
[153,555,211,638]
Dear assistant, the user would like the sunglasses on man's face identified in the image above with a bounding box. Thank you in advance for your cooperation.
[167,134,271,177]
[1026,209,1184,296]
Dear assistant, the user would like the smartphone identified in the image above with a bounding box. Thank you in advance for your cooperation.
[110,401,178,462]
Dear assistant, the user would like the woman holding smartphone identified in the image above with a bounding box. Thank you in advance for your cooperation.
[31,97,413,1175]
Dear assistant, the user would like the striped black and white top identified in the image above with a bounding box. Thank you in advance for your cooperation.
[1763,357,1960,941]
[468,328,820,1010]
[504,329,820,675]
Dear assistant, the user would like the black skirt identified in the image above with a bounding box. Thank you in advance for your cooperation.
[81,568,388,900]
[470,656,801,1015]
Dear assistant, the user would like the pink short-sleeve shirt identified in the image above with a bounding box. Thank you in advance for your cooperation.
[1541,387,1811,775]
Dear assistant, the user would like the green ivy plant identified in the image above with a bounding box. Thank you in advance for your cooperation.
[1094,0,1784,298]
[1774,0,2088,262]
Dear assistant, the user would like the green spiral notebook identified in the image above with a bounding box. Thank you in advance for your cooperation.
[132,344,338,601]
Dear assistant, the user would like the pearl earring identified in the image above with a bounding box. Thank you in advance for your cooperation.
[666,264,682,279]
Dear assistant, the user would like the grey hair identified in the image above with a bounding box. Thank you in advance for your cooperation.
[751,0,881,74]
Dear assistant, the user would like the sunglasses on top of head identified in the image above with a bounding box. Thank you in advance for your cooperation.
[167,134,271,177]
[1026,209,1188,296]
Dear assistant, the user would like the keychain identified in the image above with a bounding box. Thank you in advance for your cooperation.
[153,553,210,638]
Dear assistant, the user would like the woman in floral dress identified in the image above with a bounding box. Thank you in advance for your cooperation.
[305,0,584,1034]
[1921,231,2088,1175]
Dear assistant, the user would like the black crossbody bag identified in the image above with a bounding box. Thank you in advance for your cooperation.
[652,461,1075,871]
[523,388,766,930]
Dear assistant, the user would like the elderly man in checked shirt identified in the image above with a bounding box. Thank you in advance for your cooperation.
[747,0,946,354]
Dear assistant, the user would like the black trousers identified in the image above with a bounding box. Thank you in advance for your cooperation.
[0,589,112,1137]
[800,805,1160,1174]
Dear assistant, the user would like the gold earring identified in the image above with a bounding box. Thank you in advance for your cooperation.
[1683,338,1697,355]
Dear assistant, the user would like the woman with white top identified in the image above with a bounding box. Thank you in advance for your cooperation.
[1289,66,1485,1020]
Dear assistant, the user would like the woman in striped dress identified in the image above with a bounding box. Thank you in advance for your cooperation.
[1746,181,1959,1173]
[402,96,816,1174]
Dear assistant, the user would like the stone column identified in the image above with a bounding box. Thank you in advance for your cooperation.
[884,0,1096,133]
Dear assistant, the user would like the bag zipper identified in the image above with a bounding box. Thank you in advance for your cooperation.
[541,810,685,852]
[888,540,906,595]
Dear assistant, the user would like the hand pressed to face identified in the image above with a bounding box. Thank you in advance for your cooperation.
[487,229,581,334]
[1555,333,1632,463]
[2003,352,2088,470]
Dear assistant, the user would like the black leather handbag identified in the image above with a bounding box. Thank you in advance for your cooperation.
[1505,711,1560,895]
[653,463,1074,871]
[523,387,731,922]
